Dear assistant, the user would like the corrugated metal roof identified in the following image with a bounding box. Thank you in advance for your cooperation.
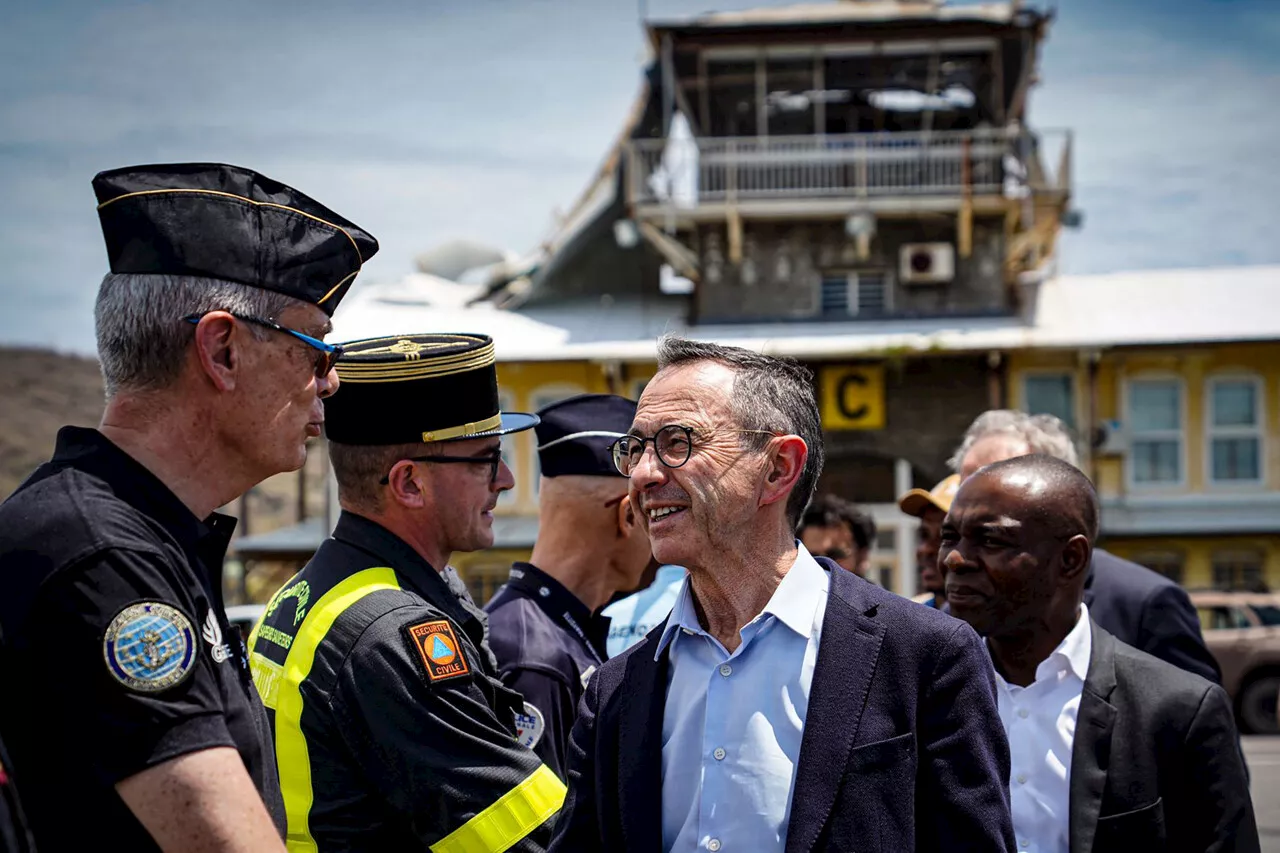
[333,265,1280,362]
[648,1,1017,32]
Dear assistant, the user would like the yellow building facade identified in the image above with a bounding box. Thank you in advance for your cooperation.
[1009,342,1280,590]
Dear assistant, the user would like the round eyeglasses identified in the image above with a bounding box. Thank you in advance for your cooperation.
[609,425,778,476]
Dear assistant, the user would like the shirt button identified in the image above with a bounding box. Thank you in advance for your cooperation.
[713,747,727,761]
[1016,773,1027,785]
[708,840,722,852]
[1019,840,1029,849]
[1017,708,1029,719]
[719,664,732,677]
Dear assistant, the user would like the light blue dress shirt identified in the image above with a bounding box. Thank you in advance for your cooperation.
[656,545,829,853]
[603,564,687,658]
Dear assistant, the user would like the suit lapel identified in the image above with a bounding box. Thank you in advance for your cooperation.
[1069,622,1118,853]
[785,566,887,853]
[617,630,668,853]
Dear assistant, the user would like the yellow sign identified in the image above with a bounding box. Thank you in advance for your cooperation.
[821,365,885,430]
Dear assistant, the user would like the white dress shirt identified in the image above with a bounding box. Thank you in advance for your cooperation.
[656,545,829,853]
[991,604,1093,853]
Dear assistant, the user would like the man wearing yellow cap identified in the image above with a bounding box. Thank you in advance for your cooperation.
[249,334,563,852]
[898,475,960,608]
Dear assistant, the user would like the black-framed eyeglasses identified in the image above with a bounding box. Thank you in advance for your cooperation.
[183,312,342,379]
[379,450,505,486]
[610,424,778,476]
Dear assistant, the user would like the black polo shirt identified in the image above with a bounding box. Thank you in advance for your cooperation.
[0,427,284,849]
[248,511,562,852]
[484,562,610,779]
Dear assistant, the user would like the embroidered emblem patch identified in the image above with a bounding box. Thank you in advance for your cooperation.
[202,609,231,663]
[405,620,471,682]
[514,701,546,748]
[103,602,196,692]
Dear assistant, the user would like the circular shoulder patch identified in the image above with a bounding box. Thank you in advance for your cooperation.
[102,602,197,693]
[514,701,546,749]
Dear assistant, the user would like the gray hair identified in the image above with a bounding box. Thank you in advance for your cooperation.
[947,409,1080,471]
[656,335,824,528]
[94,272,304,398]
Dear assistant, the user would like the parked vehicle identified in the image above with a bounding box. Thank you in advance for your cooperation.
[1189,591,1280,734]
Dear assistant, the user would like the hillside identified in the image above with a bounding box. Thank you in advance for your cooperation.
[0,347,106,498]
[0,347,324,533]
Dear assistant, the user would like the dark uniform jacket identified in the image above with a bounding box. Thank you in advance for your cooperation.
[1070,622,1257,853]
[0,683,35,853]
[249,511,564,852]
[485,563,610,779]
[1084,550,1221,684]
[0,427,284,850]
[550,559,1017,853]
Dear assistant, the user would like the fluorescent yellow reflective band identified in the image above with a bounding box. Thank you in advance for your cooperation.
[431,764,566,853]
[259,567,402,853]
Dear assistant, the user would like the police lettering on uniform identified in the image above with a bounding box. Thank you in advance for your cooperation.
[0,163,376,850]
[249,333,565,852]
[485,394,657,778]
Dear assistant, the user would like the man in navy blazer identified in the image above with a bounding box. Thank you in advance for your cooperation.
[550,337,1015,853]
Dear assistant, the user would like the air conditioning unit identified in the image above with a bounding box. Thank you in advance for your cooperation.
[899,243,955,284]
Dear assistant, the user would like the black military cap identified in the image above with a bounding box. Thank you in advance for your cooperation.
[93,162,378,315]
[325,333,538,445]
[535,394,637,478]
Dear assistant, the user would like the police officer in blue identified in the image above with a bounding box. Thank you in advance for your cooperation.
[485,394,657,779]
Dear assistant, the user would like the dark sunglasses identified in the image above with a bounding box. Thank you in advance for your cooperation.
[379,450,505,486]
[183,312,342,379]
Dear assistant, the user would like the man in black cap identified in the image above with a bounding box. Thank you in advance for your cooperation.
[485,394,656,779]
[248,333,565,852]
[0,163,375,852]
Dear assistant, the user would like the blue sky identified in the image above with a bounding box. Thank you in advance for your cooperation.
[2,0,1277,353]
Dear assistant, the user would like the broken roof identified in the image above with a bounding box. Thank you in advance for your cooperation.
[646,1,1036,38]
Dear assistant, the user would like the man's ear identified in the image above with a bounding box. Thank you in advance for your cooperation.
[385,461,428,510]
[616,494,638,539]
[191,312,239,392]
[760,435,807,511]
[1059,534,1092,585]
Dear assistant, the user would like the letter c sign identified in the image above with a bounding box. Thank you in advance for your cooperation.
[820,365,886,430]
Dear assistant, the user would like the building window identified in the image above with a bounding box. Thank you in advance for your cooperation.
[820,272,889,317]
[1022,373,1076,430]
[529,384,586,493]
[1208,377,1263,483]
[1133,551,1185,585]
[496,390,517,508]
[1212,550,1266,591]
[1128,378,1183,485]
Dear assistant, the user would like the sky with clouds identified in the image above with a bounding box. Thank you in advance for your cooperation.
[1,0,1277,353]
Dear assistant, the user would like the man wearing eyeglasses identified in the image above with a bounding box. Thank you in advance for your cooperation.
[0,164,376,852]
[550,336,1016,853]
[248,333,565,852]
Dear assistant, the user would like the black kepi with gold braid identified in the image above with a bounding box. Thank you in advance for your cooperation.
[93,163,378,315]
[324,333,539,445]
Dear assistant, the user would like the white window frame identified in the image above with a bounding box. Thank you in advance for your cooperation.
[527,383,587,495]
[1018,369,1080,431]
[819,270,892,317]
[1124,373,1187,491]
[1204,373,1266,488]
[495,389,519,511]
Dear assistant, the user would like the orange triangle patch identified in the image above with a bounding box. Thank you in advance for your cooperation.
[405,620,471,682]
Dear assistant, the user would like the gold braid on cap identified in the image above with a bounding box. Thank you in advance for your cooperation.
[336,337,496,383]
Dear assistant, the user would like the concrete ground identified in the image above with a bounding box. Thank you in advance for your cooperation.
[1247,736,1280,852]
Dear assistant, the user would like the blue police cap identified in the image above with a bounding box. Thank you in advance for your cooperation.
[535,394,637,478]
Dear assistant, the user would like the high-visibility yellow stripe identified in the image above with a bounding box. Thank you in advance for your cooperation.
[430,764,566,853]
[252,567,402,853]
